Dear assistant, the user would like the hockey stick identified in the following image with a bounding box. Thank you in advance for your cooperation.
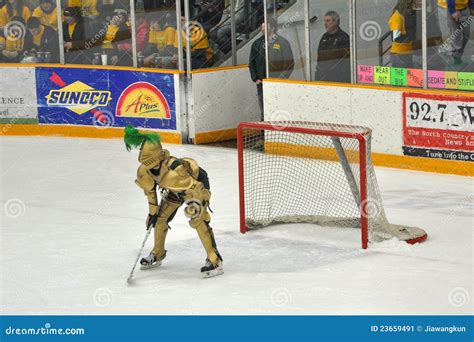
[126,227,152,284]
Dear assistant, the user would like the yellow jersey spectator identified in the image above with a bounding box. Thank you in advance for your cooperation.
[149,25,176,51]
[67,0,98,17]
[32,0,58,30]
[172,16,213,69]
[143,14,177,68]
[0,16,26,62]
[99,8,132,66]
[0,0,31,29]
[24,16,59,62]
[388,0,417,68]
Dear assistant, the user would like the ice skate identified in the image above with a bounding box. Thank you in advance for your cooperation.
[140,253,162,270]
[201,258,224,278]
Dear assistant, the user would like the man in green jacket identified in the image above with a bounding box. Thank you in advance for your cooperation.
[249,17,294,119]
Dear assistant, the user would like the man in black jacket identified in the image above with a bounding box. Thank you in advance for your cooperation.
[195,0,225,33]
[249,17,294,119]
[62,6,91,64]
[24,17,59,62]
[315,11,350,83]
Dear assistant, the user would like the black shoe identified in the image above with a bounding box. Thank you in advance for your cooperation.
[140,253,161,270]
[201,259,224,278]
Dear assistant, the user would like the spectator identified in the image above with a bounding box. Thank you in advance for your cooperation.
[133,13,150,51]
[31,0,57,30]
[214,0,264,54]
[195,0,225,33]
[23,16,58,62]
[98,7,132,65]
[96,0,115,19]
[0,16,25,62]
[120,13,149,60]
[143,13,177,68]
[0,0,31,29]
[438,0,474,66]
[62,6,90,64]
[67,0,99,17]
[249,18,294,119]
[388,0,417,68]
[172,15,213,69]
[250,0,264,31]
[141,0,176,11]
[315,11,350,83]
[181,0,199,17]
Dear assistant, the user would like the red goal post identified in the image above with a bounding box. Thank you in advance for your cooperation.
[237,121,428,249]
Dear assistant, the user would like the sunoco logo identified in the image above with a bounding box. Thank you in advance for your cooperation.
[116,82,171,119]
[45,81,112,115]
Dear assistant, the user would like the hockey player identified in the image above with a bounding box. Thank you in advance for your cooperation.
[124,126,223,278]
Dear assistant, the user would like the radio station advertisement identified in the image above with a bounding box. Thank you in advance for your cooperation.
[0,67,38,123]
[403,92,474,162]
[35,67,177,130]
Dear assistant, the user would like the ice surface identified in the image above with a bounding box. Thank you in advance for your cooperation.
[0,136,472,315]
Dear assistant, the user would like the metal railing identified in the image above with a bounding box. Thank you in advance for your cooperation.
[378,31,392,67]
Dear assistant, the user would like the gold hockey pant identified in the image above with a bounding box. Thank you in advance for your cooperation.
[152,198,221,265]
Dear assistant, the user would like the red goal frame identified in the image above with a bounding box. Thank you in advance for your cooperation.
[237,122,372,249]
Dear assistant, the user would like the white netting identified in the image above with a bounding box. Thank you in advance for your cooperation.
[240,121,427,246]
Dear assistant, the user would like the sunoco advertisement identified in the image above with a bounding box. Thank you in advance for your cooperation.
[35,67,176,130]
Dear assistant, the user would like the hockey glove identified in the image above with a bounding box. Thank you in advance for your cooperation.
[146,213,158,230]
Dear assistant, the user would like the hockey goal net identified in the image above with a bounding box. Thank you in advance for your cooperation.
[237,121,427,249]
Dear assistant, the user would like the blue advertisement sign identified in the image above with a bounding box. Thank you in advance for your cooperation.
[35,67,177,130]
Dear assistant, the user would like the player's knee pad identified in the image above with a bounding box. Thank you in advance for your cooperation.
[189,210,211,229]
[184,199,203,219]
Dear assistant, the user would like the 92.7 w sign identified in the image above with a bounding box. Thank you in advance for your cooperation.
[403,92,474,154]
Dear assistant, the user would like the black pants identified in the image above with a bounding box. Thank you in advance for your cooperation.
[256,83,264,121]
[390,54,414,69]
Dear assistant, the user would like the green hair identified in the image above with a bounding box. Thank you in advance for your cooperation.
[124,125,161,151]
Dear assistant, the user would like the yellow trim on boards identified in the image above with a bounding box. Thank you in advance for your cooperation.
[194,128,237,144]
[192,64,249,74]
[0,125,471,175]
[0,124,182,144]
[264,142,473,177]
[371,152,472,176]
[0,63,184,75]
[264,78,474,97]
